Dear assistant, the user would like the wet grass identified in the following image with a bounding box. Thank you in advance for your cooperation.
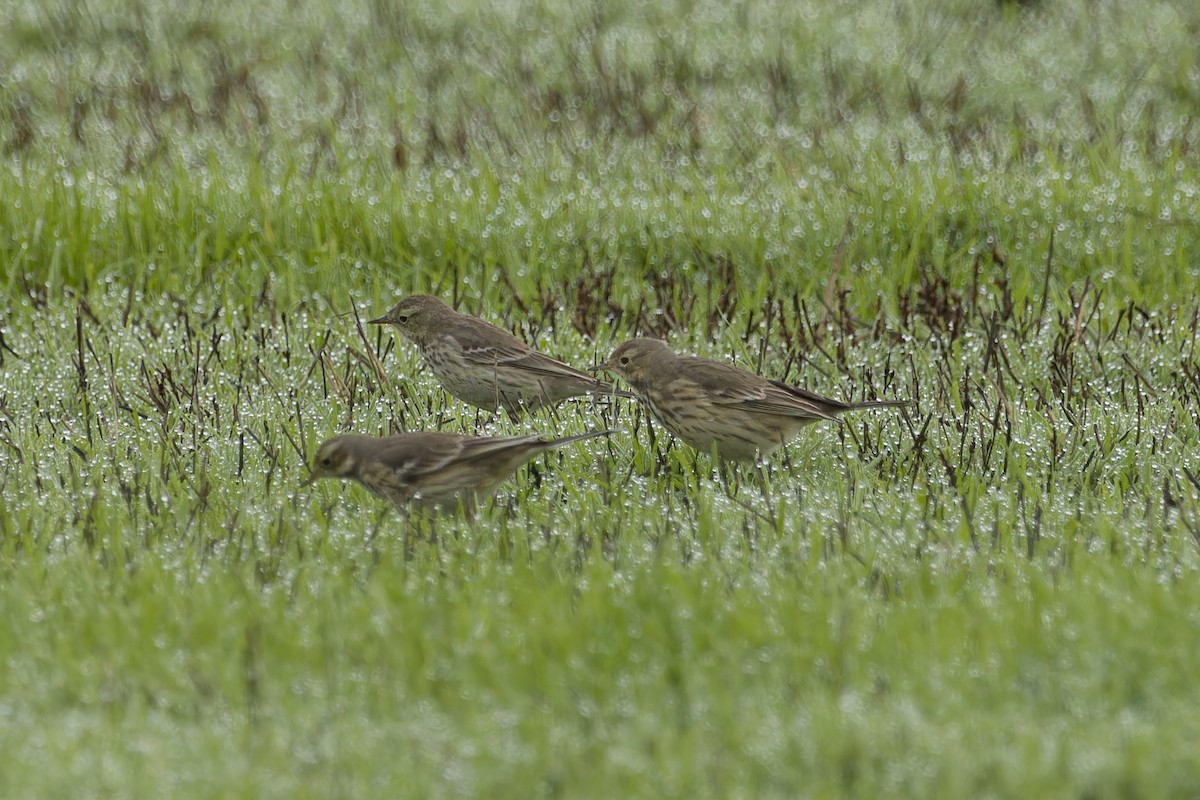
[3,0,1200,797]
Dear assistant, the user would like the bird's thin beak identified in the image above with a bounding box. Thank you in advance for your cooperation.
[300,469,321,488]
[366,316,387,325]
[590,360,613,373]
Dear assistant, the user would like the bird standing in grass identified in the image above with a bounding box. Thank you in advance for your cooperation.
[302,430,612,512]
[369,295,626,418]
[597,338,906,462]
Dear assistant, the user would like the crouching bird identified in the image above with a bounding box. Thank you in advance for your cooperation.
[597,338,906,462]
[302,429,611,513]
[369,294,628,419]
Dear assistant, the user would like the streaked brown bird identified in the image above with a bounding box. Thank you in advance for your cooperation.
[302,430,611,512]
[368,295,626,418]
[597,338,906,462]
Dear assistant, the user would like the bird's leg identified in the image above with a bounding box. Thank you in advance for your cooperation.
[479,406,500,429]
[461,494,478,524]
[751,461,772,500]
[539,379,559,415]
[401,509,415,561]
[751,462,779,529]
[366,506,389,544]
[717,458,741,498]
[492,384,523,424]
[489,365,505,414]
[723,468,779,532]
[427,515,440,550]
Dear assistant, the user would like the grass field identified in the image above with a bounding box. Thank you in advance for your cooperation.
[3,0,1200,796]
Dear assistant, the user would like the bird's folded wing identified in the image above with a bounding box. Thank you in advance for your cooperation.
[710,383,840,419]
[448,319,601,381]
[767,380,857,413]
[376,434,472,478]
[412,438,544,474]
[682,360,845,419]
[461,341,596,381]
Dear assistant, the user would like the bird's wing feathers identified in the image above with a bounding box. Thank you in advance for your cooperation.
[382,431,607,479]
[493,347,596,380]
[678,358,844,420]
[464,341,596,381]
[449,431,609,462]
[716,383,841,420]
[374,433,475,479]
[441,315,591,380]
[454,434,548,462]
[446,318,528,360]
[396,434,550,477]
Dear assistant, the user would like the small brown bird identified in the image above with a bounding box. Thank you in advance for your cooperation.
[302,430,611,512]
[368,295,626,418]
[597,338,906,462]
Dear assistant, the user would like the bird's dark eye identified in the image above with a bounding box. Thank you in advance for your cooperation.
[397,315,409,324]
[320,456,333,467]
[619,356,630,366]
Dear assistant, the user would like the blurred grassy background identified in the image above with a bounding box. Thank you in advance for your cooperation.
[3,0,1198,307]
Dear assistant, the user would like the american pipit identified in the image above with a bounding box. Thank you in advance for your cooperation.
[368,295,627,418]
[302,429,611,512]
[597,338,906,462]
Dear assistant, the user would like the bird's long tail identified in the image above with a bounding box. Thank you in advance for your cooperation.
[542,429,616,447]
[846,399,910,411]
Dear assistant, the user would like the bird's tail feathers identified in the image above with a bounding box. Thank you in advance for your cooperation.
[586,383,635,400]
[847,398,910,411]
[542,429,616,447]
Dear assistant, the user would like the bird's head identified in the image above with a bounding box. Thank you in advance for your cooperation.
[302,436,358,486]
[367,294,452,341]
[595,338,674,388]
